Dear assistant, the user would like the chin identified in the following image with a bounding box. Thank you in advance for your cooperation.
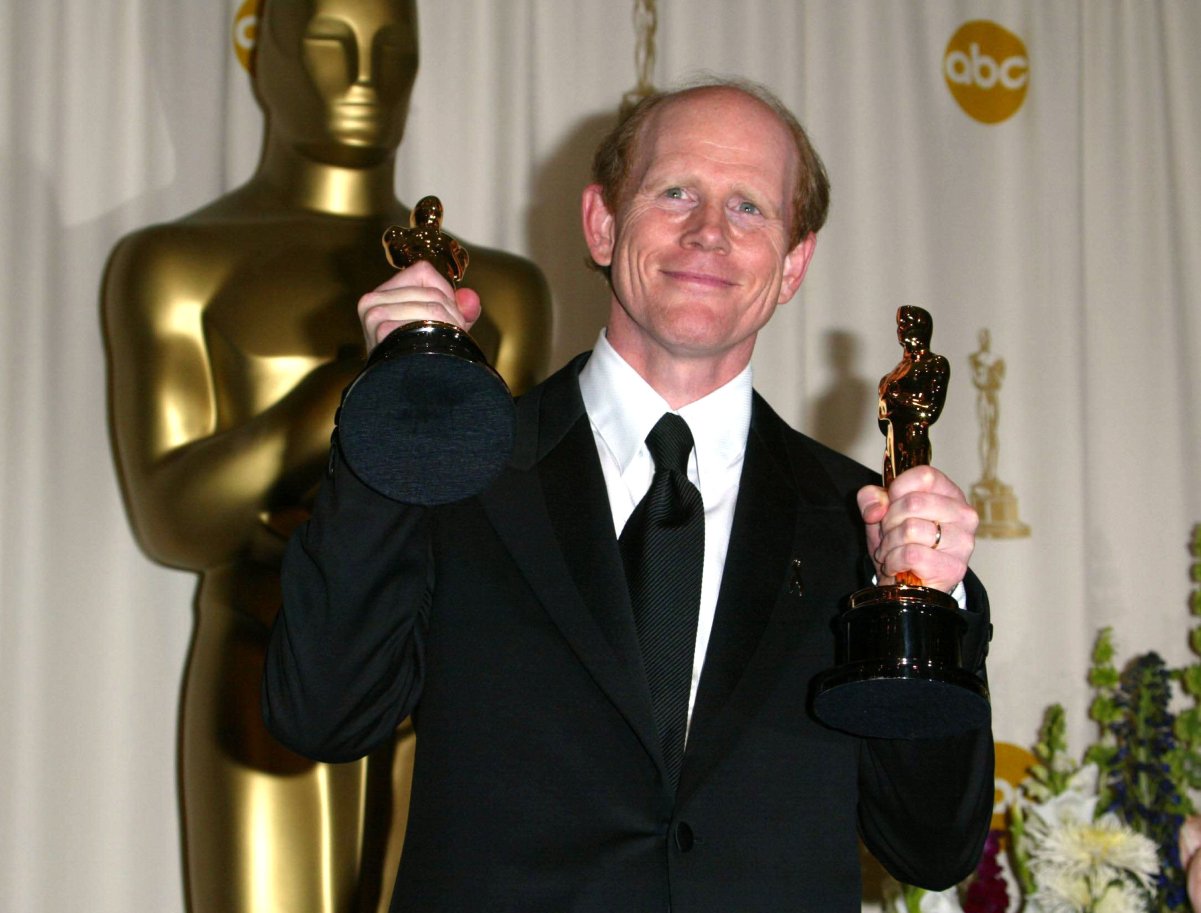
[299,137,392,169]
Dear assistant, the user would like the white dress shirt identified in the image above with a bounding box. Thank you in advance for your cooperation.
[578,329,752,724]
[577,329,967,732]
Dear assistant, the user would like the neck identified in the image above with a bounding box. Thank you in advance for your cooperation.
[255,135,400,218]
[607,327,753,410]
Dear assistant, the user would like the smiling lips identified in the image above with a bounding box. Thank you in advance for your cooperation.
[661,269,736,289]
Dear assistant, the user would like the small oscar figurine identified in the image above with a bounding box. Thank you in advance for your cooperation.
[969,329,1030,538]
[337,196,516,505]
[813,306,989,739]
[382,195,471,282]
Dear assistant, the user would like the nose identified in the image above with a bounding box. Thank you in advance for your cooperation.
[681,201,730,252]
[353,32,376,88]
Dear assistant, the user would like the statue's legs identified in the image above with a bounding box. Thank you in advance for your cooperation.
[180,574,415,913]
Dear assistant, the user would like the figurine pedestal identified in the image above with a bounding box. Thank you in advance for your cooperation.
[971,478,1031,538]
[337,321,515,506]
[813,584,990,739]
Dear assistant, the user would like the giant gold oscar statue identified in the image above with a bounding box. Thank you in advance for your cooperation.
[101,2,551,911]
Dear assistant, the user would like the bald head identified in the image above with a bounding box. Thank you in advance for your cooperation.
[591,79,830,252]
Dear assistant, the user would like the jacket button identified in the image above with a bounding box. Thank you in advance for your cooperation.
[674,821,694,852]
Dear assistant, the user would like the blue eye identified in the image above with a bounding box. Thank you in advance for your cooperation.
[737,201,761,215]
[664,187,685,199]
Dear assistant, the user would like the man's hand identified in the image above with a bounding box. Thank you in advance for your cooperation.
[356,259,482,353]
[857,466,978,593]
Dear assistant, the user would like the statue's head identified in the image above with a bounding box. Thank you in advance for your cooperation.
[254,0,419,167]
[896,306,933,351]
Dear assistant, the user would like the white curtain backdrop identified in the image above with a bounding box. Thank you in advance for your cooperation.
[2,1,1199,910]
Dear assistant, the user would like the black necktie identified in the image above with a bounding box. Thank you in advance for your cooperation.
[619,413,704,790]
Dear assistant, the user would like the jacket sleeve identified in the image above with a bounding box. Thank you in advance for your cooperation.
[856,572,995,890]
[261,441,433,763]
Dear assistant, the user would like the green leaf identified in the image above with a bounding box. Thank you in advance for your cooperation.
[1092,627,1117,665]
[1182,664,1201,697]
[1089,695,1121,724]
[1177,707,1201,748]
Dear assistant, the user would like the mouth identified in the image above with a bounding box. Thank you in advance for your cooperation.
[661,269,735,289]
[329,101,387,140]
[336,101,381,118]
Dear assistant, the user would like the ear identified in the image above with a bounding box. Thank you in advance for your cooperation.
[581,184,616,267]
[777,233,817,304]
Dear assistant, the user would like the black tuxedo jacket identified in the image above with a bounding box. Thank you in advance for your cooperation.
[264,354,994,913]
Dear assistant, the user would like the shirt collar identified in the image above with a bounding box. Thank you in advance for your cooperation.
[579,329,753,479]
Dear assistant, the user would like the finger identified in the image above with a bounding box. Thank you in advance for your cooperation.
[877,486,978,542]
[357,266,467,351]
[875,540,968,593]
[1181,817,1201,865]
[360,297,460,350]
[857,484,889,525]
[857,485,889,581]
[886,465,967,504]
[375,258,457,295]
[455,286,482,328]
[874,469,978,592]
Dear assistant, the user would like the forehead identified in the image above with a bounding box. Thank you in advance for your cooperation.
[266,0,416,33]
[633,89,798,192]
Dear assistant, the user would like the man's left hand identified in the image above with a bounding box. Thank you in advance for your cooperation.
[857,466,979,593]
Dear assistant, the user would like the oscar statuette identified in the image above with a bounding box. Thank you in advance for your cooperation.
[337,196,516,505]
[812,306,990,739]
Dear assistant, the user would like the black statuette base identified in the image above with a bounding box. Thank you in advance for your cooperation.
[337,321,515,506]
[812,584,990,740]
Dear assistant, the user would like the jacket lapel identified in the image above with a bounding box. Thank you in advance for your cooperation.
[678,394,865,803]
[480,356,666,780]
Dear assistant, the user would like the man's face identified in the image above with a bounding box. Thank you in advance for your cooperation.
[584,88,815,373]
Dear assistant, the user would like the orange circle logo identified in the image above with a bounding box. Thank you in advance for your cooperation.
[944,20,1029,124]
[233,0,260,73]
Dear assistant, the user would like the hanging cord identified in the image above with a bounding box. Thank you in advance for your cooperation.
[620,0,659,117]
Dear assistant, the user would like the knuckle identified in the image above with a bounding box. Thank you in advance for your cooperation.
[961,504,980,533]
[902,490,931,516]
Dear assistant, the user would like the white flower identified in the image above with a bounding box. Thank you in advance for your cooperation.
[1028,866,1092,912]
[1023,764,1102,831]
[1029,813,1158,888]
[917,887,964,913]
[1022,810,1158,912]
[1094,879,1153,913]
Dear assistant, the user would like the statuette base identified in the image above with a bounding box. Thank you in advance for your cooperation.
[971,478,1031,538]
[813,584,990,739]
[337,320,515,506]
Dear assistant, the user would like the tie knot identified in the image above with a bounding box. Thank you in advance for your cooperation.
[646,413,695,476]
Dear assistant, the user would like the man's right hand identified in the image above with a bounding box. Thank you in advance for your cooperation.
[356,260,482,354]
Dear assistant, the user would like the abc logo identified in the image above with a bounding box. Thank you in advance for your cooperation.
[944,20,1029,124]
[233,0,259,73]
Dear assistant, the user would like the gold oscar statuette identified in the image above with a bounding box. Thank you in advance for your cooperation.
[813,306,990,739]
[337,196,517,505]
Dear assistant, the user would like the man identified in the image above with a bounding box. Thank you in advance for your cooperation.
[263,80,993,912]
